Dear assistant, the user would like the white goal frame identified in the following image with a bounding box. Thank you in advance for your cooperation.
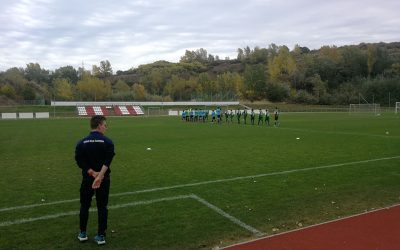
[147,107,162,116]
[396,102,400,114]
[349,103,381,115]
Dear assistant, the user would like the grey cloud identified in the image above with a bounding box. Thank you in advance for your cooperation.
[1,0,399,71]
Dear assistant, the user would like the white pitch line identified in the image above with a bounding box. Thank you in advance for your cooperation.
[190,195,263,236]
[0,195,191,227]
[0,211,78,227]
[220,203,400,249]
[278,126,400,139]
[1,155,400,213]
[0,194,262,236]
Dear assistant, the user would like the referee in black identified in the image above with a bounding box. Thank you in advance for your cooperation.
[75,115,115,245]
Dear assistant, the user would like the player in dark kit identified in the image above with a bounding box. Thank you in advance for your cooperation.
[236,109,241,124]
[265,109,270,126]
[75,115,115,245]
[243,109,248,124]
[274,107,280,127]
[250,109,255,125]
[258,109,263,125]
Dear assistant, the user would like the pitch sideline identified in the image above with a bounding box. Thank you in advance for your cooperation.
[1,155,399,213]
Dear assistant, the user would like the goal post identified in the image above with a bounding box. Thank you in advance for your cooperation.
[147,107,161,116]
[349,103,381,115]
[396,102,400,114]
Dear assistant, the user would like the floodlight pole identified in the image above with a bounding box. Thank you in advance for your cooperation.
[53,92,55,118]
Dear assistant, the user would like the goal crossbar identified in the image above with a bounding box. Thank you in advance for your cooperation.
[349,104,380,114]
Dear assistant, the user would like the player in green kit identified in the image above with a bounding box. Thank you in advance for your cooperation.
[236,110,241,124]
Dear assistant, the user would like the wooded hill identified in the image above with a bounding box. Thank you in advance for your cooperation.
[1,42,400,106]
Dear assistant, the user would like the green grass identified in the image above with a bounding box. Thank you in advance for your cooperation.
[0,113,399,249]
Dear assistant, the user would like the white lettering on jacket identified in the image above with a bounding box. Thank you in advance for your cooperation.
[83,139,105,144]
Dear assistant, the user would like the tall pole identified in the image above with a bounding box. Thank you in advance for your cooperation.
[53,92,55,118]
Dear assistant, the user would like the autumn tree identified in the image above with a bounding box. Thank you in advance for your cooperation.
[132,83,147,101]
[76,76,111,101]
[54,78,74,100]
[268,46,297,84]
[0,84,17,99]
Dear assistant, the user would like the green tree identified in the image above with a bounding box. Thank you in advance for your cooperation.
[216,72,241,100]
[305,74,327,100]
[114,79,130,92]
[53,66,78,84]
[3,67,28,93]
[237,48,245,61]
[180,48,209,63]
[367,44,377,77]
[265,82,290,102]
[25,63,50,84]
[313,46,342,88]
[243,64,266,101]
[92,60,113,78]
[149,68,164,95]
[100,60,113,77]
[22,84,36,100]
[164,75,197,101]
[338,46,368,81]
[197,72,217,100]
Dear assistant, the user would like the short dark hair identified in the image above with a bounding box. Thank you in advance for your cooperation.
[90,115,106,129]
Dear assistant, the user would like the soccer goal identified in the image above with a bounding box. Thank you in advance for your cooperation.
[147,107,162,116]
[396,102,400,114]
[349,104,381,115]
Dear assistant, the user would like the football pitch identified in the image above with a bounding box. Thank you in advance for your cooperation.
[0,112,399,249]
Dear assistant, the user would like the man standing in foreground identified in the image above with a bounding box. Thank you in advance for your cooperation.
[75,115,115,245]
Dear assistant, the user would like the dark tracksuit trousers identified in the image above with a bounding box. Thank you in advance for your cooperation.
[80,176,110,236]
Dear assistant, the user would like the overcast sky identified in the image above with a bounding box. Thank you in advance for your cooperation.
[1,0,399,72]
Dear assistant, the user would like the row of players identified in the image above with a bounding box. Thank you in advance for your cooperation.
[182,107,280,126]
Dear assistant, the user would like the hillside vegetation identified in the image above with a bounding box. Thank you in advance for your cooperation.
[1,42,400,106]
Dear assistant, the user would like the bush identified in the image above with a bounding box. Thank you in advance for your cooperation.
[291,90,318,104]
[266,82,289,102]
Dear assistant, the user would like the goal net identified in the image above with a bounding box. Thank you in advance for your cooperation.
[147,107,163,116]
[396,102,400,114]
[349,104,380,114]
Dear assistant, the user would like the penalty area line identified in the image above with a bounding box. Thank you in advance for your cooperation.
[0,194,262,236]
